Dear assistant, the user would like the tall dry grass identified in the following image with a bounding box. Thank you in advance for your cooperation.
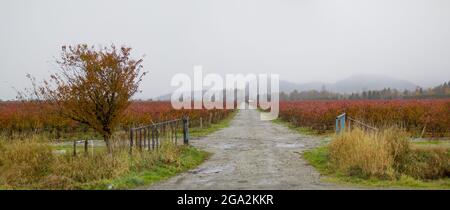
[403,147,450,179]
[328,127,449,180]
[0,137,183,189]
[0,137,54,187]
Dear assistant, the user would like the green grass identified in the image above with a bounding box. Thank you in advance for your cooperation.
[411,141,450,153]
[412,141,450,148]
[303,146,331,174]
[413,140,450,145]
[80,146,209,189]
[303,146,450,189]
[189,111,237,138]
[56,130,103,141]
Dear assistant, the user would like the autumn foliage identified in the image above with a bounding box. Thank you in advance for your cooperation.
[0,101,232,138]
[279,99,450,136]
[14,44,149,153]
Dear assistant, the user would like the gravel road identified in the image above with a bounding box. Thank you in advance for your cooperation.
[148,109,356,190]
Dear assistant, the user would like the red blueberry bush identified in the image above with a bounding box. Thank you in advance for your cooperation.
[279,99,450,136]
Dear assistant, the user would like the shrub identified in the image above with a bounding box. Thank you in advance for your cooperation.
[279,99,450,136]
[328,128,404,178]
[49,151,131,187]
[327,127,450,180]
[0,137,188,189]
[0,138,54,188]
[402,147,450,180]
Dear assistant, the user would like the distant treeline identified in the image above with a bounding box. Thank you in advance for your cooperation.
[281,81,450,100]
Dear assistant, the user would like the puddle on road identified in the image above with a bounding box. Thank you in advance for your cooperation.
[191,164,233,174]
[217,143,234,150]
[275,143,305,148]
[257,179,275,185]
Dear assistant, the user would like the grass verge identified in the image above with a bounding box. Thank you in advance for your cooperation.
[276,116,450,189]
[80,146,209,189]
[0,138,209,190]
[304,145,450,189]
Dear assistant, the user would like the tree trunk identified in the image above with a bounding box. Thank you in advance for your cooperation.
[420,124,427,139]
[56,127,61,140]
[104,135,112,154]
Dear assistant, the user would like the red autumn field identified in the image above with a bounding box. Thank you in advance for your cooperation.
[122,101,232,128]
[279,99,450,137]
[0,101,232,137]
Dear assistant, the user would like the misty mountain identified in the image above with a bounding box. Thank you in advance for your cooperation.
[155,74,419,100]
[280,74,418,94]
[279,80,328,94]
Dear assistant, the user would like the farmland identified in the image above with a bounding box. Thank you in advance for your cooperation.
[0,44,237,190]
[279,99,450,137]
[0,101,234,189]
[0,101,232,140]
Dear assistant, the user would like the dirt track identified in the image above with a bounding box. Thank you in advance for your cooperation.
[148,109,356,190]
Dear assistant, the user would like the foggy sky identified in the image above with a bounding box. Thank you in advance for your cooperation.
[1,0,449,100]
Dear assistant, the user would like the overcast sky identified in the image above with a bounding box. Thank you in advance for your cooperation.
[1,0,449,100]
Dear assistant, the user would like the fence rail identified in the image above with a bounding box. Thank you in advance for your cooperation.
[129,116,189,154]
[347,116,378,132]
[335,113,378,134]
[72,139,94,156]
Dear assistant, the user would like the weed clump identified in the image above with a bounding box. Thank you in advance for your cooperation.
[0,138,188,189]
[328,127,449,180]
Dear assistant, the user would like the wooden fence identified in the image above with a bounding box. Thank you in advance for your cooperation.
[129,117,189,154]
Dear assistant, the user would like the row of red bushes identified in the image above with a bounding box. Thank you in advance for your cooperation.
[0,101,232,136]
[279,99,450,136]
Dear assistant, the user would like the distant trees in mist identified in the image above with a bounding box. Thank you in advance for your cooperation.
[280,81,450,101]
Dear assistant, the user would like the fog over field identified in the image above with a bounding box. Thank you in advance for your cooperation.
[1,0,450,100]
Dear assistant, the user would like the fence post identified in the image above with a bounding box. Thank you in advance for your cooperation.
[73,140,77,157]
[335,117,339,134]
[183,116,189,145]
[209,113,212,125]
[91,140,94,156]
[151,127,155,149]
[139,129,142,151]
[129,128,133,155]
[148,127,152,150]
[84,140,88,156]
[335,113,346,134]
